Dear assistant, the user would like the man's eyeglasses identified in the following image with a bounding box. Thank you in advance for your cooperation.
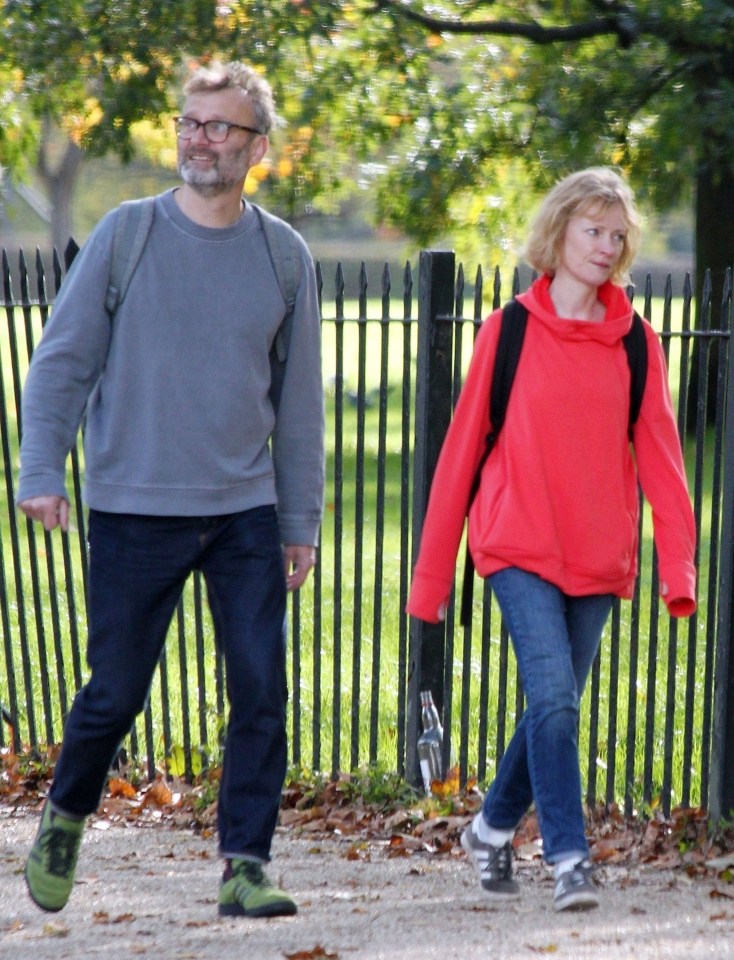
[174,116,262,143]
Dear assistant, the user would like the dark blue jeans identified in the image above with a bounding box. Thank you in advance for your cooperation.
[483,567,613,864]
[50,506,287,861]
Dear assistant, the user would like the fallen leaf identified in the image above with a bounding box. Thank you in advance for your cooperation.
[108,777,137,800]
[283,946,339,960]
[141,779,172,808]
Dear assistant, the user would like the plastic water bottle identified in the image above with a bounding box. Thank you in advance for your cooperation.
[417,689,443,794]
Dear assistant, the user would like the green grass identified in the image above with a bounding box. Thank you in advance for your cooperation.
[0,293,722,813]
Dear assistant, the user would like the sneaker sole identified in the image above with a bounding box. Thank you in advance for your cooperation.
[553,891,599,912]
[24,866,69,913]
[219,901,298,918]
[460,831,521,900]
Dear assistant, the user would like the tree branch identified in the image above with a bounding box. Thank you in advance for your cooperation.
[369,0,623,45]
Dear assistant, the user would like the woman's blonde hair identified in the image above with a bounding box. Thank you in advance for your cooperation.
[523,167,641,284]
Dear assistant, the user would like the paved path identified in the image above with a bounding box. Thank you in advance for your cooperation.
[1,809,733,959]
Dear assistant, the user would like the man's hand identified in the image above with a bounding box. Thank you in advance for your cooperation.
[18,495,69,532]
[283,544,316,592]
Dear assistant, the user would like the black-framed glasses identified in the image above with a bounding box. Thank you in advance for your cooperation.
[174,116,262,143]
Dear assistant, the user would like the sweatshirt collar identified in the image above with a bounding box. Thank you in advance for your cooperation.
[516,274,635,345]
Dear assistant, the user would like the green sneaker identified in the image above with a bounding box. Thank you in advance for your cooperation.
[218,858,297,918]
[25,802,85,912]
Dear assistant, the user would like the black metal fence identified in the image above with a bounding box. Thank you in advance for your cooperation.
[2,243,734,823]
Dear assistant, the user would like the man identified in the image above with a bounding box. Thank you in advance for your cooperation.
[17,60,324,919]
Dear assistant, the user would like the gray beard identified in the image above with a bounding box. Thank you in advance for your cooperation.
[178,160,234,197]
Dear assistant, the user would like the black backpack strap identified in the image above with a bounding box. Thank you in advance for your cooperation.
[460,299,528,627]
[623,311,648,438]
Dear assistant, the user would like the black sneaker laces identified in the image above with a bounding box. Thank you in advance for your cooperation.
[38,826,79,878]
[491,842,512,878]
[233,860,272,887]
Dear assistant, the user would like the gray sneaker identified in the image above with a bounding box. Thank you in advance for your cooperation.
[460,824,520,898]
[553,858,599,912]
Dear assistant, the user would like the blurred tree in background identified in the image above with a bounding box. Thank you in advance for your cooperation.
[2,0,732,304]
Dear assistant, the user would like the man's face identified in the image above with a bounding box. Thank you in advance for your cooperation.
[176,88,266,196]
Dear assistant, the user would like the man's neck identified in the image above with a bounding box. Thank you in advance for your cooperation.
[174,185,245,228]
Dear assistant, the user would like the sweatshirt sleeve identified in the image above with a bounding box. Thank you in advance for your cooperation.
[633,322,697,617]
[406,312,502,623]
[16,212,116,504]
[270,237,325,546]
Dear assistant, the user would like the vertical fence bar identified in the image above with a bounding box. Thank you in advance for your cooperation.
[700,273,729,805]
[349,264,368,770]
[473,267,493,786]
[368,265,392,764]
[0,253,21,750]
[453,265,472,784]
[604,600,622,806]
[396,262,414,775]
[193,573,208,749]
[331,264,345,776]
[406,251,455,785]
[291,579,302,767]
[710,267,734,825]
[311,261,325,772]
[1,250,37,747]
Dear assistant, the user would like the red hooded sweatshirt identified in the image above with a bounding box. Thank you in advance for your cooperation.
[407,274,697,624]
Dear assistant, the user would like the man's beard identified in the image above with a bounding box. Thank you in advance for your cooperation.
[178,152,246,196]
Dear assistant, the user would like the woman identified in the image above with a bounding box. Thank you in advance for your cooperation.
[406,167,696,912]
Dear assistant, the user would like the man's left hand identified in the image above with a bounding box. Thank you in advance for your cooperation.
[283,545,316,591]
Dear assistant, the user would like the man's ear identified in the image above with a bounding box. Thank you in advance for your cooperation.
[250,134,270,168]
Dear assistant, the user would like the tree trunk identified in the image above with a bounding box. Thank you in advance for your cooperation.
[685,159,734,432]
[36,117,85,257]
[685,48,734,432]
[686,161,734,434]
[695,161,734,312]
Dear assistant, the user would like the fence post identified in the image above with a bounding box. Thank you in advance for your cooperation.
[406,250,456,786]
[711,318,734,825]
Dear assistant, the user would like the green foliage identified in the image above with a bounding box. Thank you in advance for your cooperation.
[287,763,421,811]
[1,0,219,160]
[3,0,732,267]
[336,765,420,809]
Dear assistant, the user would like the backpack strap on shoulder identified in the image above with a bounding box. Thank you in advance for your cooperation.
[460,298,528,627]
[250,203,306,414]
[105,197,156,315]
[623,311,648,439]
[251,202,303,362]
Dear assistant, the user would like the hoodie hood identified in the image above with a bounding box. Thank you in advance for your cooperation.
[516,274,634,345]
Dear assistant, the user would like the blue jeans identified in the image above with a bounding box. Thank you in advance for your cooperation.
[483,567,613,864]
[49,506,288,861]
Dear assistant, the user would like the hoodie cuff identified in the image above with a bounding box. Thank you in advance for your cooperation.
[406,573,452,624]
[659,566,697,618]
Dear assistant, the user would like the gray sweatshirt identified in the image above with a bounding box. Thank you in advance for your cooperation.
[17,189,324,546]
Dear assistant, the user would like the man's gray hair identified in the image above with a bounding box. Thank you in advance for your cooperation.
[183,61,277,135]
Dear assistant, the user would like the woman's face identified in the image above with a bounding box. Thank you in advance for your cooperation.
[555,203,628,289]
